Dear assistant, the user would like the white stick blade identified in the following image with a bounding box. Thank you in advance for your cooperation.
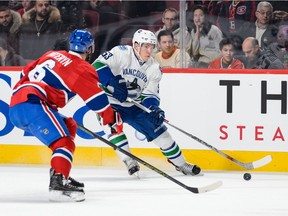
[252,155,272,169]
[197,180,223,193]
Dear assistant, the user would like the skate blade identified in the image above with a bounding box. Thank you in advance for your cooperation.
[49,190,85,202]
[194,172,204,177]
[133,171,140,179]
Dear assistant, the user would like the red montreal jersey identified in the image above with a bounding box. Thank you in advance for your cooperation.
[10,50,114,125]
[209,57,245,69]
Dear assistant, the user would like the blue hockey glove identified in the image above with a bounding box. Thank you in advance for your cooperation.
[148,105,165,126]
[108,75,128,103]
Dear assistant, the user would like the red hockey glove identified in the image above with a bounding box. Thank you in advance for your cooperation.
[109,111,123,135]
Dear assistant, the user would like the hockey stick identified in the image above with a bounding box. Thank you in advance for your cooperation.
[126,97,272,170]
[77,123,222,194]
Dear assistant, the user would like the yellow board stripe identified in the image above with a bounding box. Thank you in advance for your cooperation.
[0,145,287,172]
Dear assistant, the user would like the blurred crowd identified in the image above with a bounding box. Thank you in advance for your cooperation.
[0,0,287,69]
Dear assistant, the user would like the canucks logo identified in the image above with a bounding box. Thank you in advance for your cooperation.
[126,78,141,98]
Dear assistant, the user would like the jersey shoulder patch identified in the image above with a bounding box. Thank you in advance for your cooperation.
[117,45,128,51]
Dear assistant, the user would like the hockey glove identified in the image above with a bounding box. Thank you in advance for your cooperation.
[108,75,128,103]
[148,105,165,126]
[109,111,123,135]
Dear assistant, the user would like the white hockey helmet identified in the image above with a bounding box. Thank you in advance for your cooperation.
[132,29,157,49]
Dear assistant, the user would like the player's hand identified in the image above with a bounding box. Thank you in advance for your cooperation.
[109,111,123,135]
[108,75,128,103]
[148,105,165,126]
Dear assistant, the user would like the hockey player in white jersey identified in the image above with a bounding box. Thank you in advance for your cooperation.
[92,29,201,176]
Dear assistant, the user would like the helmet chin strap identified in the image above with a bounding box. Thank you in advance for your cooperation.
[134,43,145,64]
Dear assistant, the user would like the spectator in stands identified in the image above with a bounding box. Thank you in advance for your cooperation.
[242,37,284,69]
[17,0,34,17]
[187,1,222,26]
[154,30,192,68]
[155,7,192,55]
[7,0,23,11]
[209,37,245,69]
[54,1,85,33]
[0,38,26,66]
[18,0,62,60]
[0,6,21,52]
[238,1,278,48]
[216,0,256,37]
[190,5,223,68]
[269,24,288,68]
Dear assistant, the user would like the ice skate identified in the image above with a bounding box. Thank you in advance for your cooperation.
[176,162,201,176]
[49,173,85,202]
[50,168,84,188]
[123,157,140,177]
[168,160,202,176]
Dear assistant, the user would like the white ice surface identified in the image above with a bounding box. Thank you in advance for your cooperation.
[0,165,288,216]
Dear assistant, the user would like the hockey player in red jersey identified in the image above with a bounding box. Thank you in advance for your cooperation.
[9,29,122,202]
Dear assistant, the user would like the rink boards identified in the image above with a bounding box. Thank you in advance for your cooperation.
[1,67,288,172]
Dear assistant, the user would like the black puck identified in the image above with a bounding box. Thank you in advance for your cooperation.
[243,173,251,181]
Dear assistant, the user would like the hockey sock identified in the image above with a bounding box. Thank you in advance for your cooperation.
[161,142,186,167]
[108,132,131,161]
[49,137,75,179]
[153,131,186,167]
[64,117,77,141]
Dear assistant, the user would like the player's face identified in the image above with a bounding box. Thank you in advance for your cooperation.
[193,9,205,26]
[256,6,272,26]
[139,43,155,61]
[221,44,234,64]
[35,0,50,18]
[159,35,174,55]
[0,10,12,26]
[162,11,177,30]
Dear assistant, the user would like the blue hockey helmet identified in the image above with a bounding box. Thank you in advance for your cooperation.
[69,29,95,53]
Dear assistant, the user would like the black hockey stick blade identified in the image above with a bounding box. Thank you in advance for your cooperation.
[77,124,222,194]
[126,97,272,170]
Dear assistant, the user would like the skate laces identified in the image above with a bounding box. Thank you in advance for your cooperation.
[55,174,79,189]
[67,176,77,184]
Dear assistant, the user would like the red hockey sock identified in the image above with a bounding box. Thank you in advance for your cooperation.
[49,137,75,179]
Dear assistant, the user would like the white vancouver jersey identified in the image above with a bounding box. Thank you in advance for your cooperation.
[95,45,163,107]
